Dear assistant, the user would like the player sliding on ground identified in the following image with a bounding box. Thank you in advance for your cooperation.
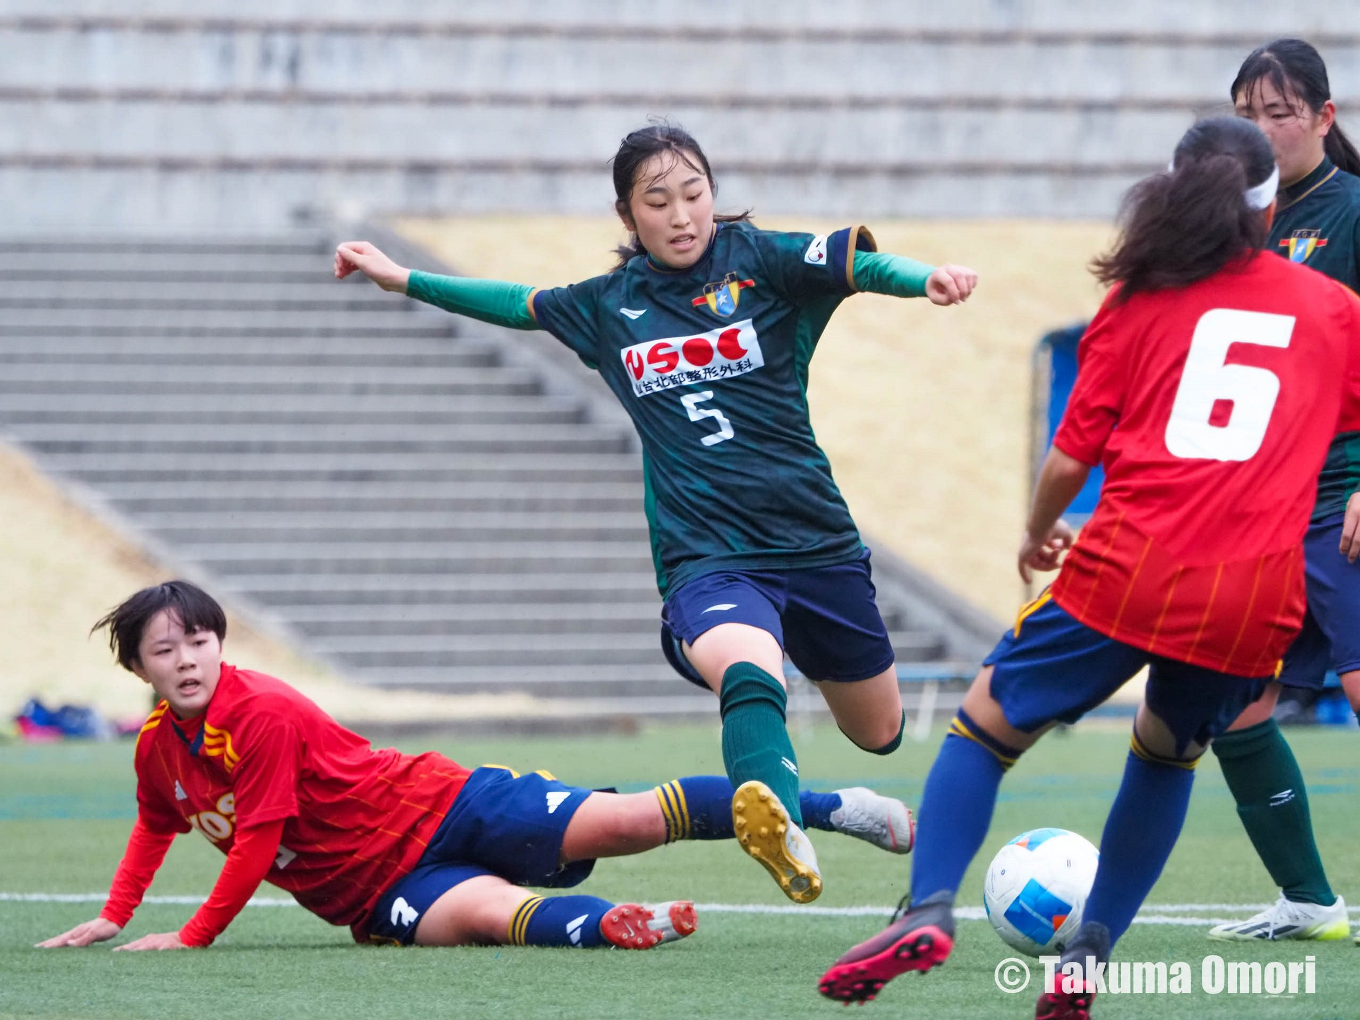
[817,116,1360,1019]
[37,582,914,952]
[1205,38,1360,945]
[335,123,972,904]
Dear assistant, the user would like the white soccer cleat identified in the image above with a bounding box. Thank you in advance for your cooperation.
[600,901,697,949]
[829,787,915,854]
[732,780,822,903]
[1207,893,1350,942]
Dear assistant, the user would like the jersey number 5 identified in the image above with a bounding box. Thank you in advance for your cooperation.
[681,391,735,447]
[1165,308,1295,462]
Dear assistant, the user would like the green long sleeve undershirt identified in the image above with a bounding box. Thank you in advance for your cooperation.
[404,250,935,328]
[406,269,539,330]
[851,250,935,297]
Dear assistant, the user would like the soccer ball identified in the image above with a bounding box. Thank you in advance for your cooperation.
[983,828,1100,957]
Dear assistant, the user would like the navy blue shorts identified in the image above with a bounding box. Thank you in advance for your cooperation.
[366,766,596,945]
[985,594,1270,757]
[659,550,895,688]
[1277,514,1360,690]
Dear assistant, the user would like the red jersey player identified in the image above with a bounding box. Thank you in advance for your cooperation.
[37,581,913,953]
[818,117,1360,1019]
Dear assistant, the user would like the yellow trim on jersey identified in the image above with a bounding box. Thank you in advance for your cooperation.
[533,769,557,781]
[202,722,241,771]
[525,287,540,323]
[1013,590,1054,638]
[845,225,879,292]
[1277,165,1338,213]
[135,701,169,752]
[1130,731,1198,771]
[480,763,521,778]
[509,895,545,946]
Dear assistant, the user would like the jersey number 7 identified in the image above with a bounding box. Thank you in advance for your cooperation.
[681,391,735,447]
[1165,308,1295,462]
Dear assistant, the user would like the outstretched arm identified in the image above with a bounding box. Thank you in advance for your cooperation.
[852,251,978,306]
[116,818,287,951]
[36,817,177,948]
[335,241,539,330]
[1018,447,1088,583]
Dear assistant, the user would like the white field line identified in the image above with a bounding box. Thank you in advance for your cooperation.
[4,893,1355,926]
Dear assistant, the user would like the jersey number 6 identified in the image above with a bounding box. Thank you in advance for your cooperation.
[681,391,735,447]
[1164,308,1295,462]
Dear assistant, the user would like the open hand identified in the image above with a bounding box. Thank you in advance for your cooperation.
[36,917,121,948]
[925,264,978,306]
[334,241,410,293]
[113,931,190,951]
[1018,520,1075,583]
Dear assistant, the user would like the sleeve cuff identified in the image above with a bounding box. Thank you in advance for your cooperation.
[1052,434,1102,469]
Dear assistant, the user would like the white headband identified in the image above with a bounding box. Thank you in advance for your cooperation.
[1167,159,1280,210]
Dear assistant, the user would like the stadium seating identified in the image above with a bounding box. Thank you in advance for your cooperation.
[0,230,994,717]
[4,1,1355,229]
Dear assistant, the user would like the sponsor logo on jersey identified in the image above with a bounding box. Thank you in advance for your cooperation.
[619,319,763,397]
[804,235,828,265]
[1279,229,1328,263]
[691,272,754,316]
[619,307,648,319]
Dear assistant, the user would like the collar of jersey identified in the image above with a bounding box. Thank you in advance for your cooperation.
[1278,156,1337,211]
[169,714,207,755]
[644,224,719,275]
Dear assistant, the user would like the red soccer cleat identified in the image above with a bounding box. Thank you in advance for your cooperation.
[600,901,697,950]
[817,893,954,1004]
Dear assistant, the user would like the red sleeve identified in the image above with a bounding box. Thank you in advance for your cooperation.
[99,817,177,928]
[229,713,303,829]
[1053,289,1129,467]
[1337,287,1360,435]
[178,818,286,947]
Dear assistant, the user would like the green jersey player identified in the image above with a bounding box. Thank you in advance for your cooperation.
[336,124,977,901]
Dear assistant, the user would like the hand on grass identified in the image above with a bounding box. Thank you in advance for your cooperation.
[36,917,121,948]
[925,264,978,305]
[114,931,191,951]
[334,241,411,293]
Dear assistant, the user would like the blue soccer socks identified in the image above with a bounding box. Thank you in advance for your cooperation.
[654,776,842,840]
[1083,746,1196,945]
[909,710,1018,904]
[718,662,804,826]
[511,894,612,948]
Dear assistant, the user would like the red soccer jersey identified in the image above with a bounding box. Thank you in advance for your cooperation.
[1051,253,1360,677]
[132,664,470,940]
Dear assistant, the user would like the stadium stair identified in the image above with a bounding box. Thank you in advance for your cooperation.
[0,231,998,721]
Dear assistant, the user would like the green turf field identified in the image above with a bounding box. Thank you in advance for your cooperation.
[3,723,1357,1020]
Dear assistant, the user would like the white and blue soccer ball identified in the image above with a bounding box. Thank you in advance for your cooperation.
[983,828,1100,958]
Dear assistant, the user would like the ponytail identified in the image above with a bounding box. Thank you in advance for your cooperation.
[1092,118,1274,300]
[1325,123,1360,178]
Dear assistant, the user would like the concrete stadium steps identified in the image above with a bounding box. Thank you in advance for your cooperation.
[7,3,1357,226]
[2,230,991,714]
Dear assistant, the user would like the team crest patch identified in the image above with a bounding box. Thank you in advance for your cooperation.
[691,272,754,317]
[1279,229,1328,264]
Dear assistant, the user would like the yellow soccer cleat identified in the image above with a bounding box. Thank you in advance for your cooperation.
[732,780,822,903]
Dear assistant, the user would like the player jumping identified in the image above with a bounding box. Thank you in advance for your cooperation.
[334,123,975,902]
[37,581,914,952]
[817,116,1360,1018]
[1205,37,1360,945]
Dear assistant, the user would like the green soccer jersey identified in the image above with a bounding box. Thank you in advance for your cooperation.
[530,222,879,595]
[1268,156,1360,523]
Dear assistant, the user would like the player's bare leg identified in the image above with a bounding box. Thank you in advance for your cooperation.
[813,665,905,752]
[559,791,669,861]
[684,623,822,901]
[414,874,695,950]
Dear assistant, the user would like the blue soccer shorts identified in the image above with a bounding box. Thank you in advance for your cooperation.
[1276,514,1360,690]
[985,592,1270,757]
[659,549,896,687]
[366,766,596,945]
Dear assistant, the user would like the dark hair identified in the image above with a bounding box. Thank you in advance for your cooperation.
[92,580,227,671]
[1231,38,1360,177]
[609,122,750,270]
[1092,117,1276,299]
